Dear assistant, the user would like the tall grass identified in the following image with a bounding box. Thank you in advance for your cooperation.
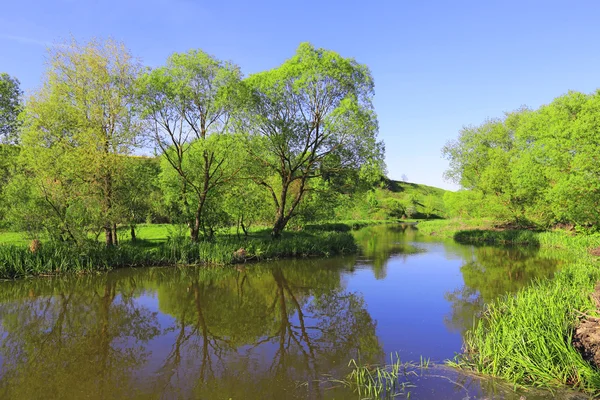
[0,231,357,279]
[451,262,600,394]
[421,219,600,393]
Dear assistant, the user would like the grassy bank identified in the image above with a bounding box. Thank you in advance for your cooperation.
[418,219,600,394]
[0,220,408,279]
[0,229,359,280]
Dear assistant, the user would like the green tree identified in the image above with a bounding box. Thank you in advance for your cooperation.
[17,38,141,244]
[158,134,244,239]
[114,155,162,241]
[242,43,384,238]
[138,49,243,242]
[0,73,22,144]
[0,145,19,227]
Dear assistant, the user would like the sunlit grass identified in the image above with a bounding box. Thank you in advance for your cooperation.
[0,229,358,279]
[421,219,600,393]
[449,261,600,394]
[315,354,430,399]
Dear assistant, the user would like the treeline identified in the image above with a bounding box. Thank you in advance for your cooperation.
[0,39,385,245]
[443,90,600,231]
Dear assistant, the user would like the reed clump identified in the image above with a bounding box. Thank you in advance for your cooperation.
[0,231,357,279]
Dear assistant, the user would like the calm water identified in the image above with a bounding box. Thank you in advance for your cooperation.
[0,225,584,399]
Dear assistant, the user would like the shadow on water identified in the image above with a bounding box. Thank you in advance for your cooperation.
[0,224,580,399]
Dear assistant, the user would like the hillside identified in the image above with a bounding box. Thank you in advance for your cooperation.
[336,179,448,221]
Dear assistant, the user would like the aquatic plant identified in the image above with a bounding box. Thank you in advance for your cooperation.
[317,354,430,399]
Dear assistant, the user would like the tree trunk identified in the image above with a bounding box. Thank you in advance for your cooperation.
[191,210,201,243]
[113,224,118,246]
[105,226,113,247]
[241,220,248,237]
[130,225,136,242]
[271,213,288,239]
[271,181,289,239]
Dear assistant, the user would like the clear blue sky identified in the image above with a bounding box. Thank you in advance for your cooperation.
[2,0,600,190]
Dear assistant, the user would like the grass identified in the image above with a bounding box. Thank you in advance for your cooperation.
[0,219,404,247]
[418,219,600,394]
[0,229,358,279]
[0,231,30,246]
[449,261,600,393]
[415,218,495,239]
[317,354,430,399]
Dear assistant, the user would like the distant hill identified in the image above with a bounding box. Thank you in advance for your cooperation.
[336,178,448,220]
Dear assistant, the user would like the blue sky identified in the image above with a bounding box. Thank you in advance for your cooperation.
[2,0,599,190]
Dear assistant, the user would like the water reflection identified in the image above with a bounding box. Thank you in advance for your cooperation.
[443,246,562,335]
[0,258,381,399]
[0,275,161,399]
[0,225,573,399]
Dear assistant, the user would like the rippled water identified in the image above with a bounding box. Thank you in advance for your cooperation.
[0,224,584,399]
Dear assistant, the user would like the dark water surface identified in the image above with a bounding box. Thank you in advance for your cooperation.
[0,225,585,399]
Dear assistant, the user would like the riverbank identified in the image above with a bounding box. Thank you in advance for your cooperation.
[418,219,600,394]
[0,230,359,280]
[0,220,408,279]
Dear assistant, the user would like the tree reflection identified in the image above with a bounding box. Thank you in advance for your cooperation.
[445,246,562,334]
[352,224,423,279]
[0,274,161,399]
[0,257,382,399]
[152,258,382,399]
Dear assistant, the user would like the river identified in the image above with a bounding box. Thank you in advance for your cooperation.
[0,224,585,399]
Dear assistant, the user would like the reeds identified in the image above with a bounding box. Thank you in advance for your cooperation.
[450,261,600,393]
[323,354,429,399]
[0,231,358,279]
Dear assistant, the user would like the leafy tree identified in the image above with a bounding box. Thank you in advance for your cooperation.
[222,178,271,237]
[0,73,22,144]
[157,134,244,239]
[17,38,141,244]
[242,43,384,237]
[114,155,162,241]
[138,49,242,242]
[0,145,19,228]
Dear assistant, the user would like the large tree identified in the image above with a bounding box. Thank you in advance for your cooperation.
[18,39,141,245]
[138,50,243,242]
[0,73,22,144]
[242,43,384,237]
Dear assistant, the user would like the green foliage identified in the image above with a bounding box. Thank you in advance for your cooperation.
[2,41,395,248]
[241,42,385,236]
[13,38,141,244]
[336,179,447,220]
[0,230,357,279]
[0,73,22,144]
[444,90,600,229]
[157,133,246,236]
[137,49,243,241]
[0,145,19,227]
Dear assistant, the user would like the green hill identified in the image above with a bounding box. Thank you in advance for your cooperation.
[336,179,448,221]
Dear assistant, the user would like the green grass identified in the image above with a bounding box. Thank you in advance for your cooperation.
[0,231,29,246]
[336,179,448,221]
[0,229,358,279]
[450,261,600,393]
[317,354,429,399]
[415,218,494,239]
[417,219,600,394]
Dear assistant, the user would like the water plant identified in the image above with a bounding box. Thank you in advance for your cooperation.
[317,354,430,399]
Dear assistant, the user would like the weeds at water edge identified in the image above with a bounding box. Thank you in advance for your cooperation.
[310,353,430,399]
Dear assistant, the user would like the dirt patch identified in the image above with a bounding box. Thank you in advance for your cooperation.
[572,283,600,367]
[589,247,600,257]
